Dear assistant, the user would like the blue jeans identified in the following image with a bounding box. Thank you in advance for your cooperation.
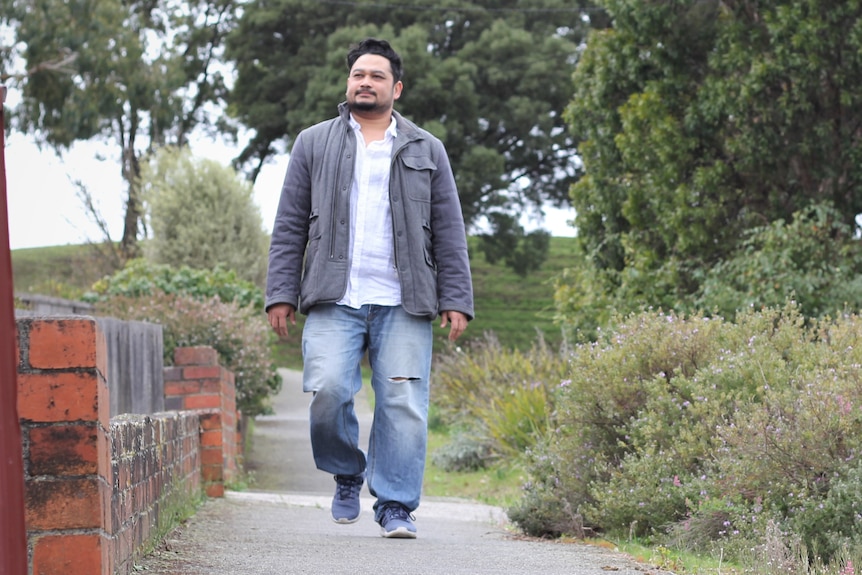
[301,303,432,513]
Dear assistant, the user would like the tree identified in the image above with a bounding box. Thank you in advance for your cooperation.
[140,146,269,286]
[559,0,862,330]
[226,0,604,269]
[0,0,238,261]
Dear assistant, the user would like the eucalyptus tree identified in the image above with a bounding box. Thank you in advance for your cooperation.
[558,0,862,330]
[0,0,238,260]
[226,0,604,272]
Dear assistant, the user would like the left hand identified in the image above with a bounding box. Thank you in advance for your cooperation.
[440,310,468,342]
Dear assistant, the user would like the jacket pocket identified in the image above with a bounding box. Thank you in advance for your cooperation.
[400,154,436,202]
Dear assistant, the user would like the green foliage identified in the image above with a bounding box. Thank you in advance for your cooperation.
[88,258,264,311]
[226,0,594,270]
[432,333,567,458]
[698,202,862,319]
[477,213,551,277]
[430,428,494,473]
[140,146,269,286]
[560,0,862,330]
[1,0,238,256]
[507,304,862,566]
[96,291,281,417]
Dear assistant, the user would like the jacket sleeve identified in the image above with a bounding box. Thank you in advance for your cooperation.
[265,133,312,312]
[429,140,475,321]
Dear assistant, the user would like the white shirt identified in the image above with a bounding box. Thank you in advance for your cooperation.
[337,114,402,308]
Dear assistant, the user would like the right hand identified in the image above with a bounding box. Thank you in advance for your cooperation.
[267,303,296,339]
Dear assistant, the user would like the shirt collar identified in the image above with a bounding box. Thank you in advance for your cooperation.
[348,113,398,140]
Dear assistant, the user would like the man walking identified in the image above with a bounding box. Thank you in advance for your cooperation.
[266,38,474,539]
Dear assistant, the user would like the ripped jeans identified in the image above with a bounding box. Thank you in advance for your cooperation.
[301,303,432,513]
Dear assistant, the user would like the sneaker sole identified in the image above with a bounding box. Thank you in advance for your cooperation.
[380,526,417,539]
[332,515,361,524]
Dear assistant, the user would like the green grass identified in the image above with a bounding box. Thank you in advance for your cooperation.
[423,427,525,509]
[12,243,121,299]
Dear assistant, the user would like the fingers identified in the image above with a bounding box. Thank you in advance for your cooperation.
[267,304,296,339]
[440,311,468,342]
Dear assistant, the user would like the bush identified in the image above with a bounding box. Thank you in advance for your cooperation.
[507,303,862,566]
[96,291,281,417]
[140,146,269,286]
[91,259,279,417]
[432,333,568,457]
[88,258,264,310]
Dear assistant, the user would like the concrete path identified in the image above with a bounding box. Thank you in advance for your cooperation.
[137,369,673,575]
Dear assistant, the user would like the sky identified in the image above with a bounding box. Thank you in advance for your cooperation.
[3,113,577,252]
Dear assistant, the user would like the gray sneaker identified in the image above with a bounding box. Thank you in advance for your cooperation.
[331,473,364,524]
[376,503,417,539]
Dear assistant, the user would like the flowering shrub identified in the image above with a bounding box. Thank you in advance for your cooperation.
[501,304,862,567]
[96,291,281,417]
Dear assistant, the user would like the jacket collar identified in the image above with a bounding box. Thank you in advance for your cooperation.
[337,102,423,145]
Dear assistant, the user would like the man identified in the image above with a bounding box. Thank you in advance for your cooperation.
[265,38,474,539]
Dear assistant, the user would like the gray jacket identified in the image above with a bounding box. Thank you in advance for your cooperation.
[265,103,474,321]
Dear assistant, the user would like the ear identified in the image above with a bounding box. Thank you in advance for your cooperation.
[393,80,403,101]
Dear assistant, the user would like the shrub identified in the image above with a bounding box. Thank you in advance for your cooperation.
[430,427,494,472]
[140,146,269,286]
[88,258,264,310]
[96,291,281,417]
[432,333,567,457]
[504,303,862,566]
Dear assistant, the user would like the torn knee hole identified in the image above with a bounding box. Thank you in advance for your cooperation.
[388,376,420,382]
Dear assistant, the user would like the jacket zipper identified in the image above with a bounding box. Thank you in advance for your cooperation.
[331,128,348,260]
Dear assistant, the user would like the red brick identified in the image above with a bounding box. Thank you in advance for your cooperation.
[174,347,218,366]
[18,372,108,426]
[198,412,222,430]
[205,483,225,497]
[29,425,108,477]
[183,366,222,380]
[183,394,220,409]
[201,378,224,393]
[163,380,202,396]
[26,478,105,530]
[200,448,223,466]
[200,430,223,448]
[32,533,107,575]
[28,319,103,370]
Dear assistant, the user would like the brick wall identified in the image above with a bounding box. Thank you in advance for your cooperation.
[164,346,241,497]
[110,412,201,575]
[16,318,242,575]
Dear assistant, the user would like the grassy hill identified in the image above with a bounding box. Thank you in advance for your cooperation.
[12,237,577,357]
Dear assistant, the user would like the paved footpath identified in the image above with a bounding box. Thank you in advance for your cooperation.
[137,369,674,575]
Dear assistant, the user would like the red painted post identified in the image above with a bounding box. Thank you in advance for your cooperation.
[0,85,28,574]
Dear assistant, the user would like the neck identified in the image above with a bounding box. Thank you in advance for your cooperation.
[351,108,393,131]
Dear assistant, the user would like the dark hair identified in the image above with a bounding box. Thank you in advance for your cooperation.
[346,38,403,82]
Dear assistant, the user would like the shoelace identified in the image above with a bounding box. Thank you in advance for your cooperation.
[334,475,363,500]
[379,504,415,525]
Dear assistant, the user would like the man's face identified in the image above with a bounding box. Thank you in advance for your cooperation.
[346,54,402,114]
